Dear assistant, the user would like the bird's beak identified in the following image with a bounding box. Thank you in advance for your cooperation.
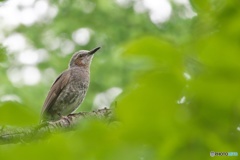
[88,47,101,55]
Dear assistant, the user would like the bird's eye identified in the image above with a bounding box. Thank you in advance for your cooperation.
[78,54,84,58]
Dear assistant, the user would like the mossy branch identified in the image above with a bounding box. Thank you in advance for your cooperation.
[0,108,112,145]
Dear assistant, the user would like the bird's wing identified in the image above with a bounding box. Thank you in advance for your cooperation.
[41,70,71,115]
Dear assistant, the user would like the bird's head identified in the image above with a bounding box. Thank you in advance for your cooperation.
[69,47,101,68]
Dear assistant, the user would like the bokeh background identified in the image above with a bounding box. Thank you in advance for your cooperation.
[0,0,240,159]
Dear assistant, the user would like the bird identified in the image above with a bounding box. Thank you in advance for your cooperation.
[41,47,101,122]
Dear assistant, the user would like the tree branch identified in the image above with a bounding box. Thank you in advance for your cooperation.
[0,108,112,145]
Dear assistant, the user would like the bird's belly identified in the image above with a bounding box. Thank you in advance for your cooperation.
[52,81,88,116]
[61,90,86,115]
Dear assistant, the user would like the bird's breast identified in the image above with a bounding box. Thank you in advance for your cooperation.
[58,80,89,115]
[54,68,90,115]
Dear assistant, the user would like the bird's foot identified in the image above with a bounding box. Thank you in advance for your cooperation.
[60,115,71,125]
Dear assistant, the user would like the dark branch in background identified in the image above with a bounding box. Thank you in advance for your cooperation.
[0,108,112,145]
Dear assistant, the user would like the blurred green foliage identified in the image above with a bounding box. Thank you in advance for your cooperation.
[0,46,6,62]
[0,0,240,160]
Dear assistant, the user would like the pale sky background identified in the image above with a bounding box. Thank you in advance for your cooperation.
[0,0,196,106]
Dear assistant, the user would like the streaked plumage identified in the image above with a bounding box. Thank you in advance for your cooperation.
[41,47,100,122]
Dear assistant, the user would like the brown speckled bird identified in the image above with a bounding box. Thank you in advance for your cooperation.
[41,47,101,122]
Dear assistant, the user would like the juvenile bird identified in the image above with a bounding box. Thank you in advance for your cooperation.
[41,47,101,122]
